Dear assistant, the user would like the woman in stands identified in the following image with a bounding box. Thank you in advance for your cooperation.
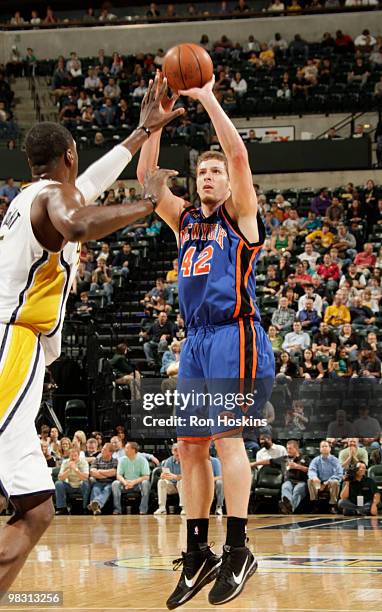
[299,348,324,380]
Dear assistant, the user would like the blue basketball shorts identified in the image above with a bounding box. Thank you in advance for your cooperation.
[176,318,275,441]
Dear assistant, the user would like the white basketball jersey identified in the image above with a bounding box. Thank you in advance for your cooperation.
[0,180,79,364]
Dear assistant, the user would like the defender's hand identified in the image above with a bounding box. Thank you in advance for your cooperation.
[139,74,184,133]
[143,168,178,201]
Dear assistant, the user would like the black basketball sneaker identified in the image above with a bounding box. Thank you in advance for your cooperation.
[208,544,258,605]
[166,544,222,610]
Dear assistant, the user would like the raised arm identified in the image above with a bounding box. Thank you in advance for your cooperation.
[178,78,259,243]
[137,76,185,234]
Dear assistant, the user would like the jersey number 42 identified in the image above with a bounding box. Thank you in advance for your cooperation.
[181,246,214,277]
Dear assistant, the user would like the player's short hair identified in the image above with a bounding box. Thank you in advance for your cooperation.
[196,150,228,175]
[25,121,73,167]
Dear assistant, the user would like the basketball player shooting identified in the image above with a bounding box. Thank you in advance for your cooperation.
[139,76,275,607]
[0,75,183,593]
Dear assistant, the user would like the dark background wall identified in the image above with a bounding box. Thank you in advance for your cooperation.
[1,139,370,181]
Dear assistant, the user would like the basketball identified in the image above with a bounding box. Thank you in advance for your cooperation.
[163,43,213,93]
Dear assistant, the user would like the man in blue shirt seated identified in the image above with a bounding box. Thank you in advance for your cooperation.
[210,456,225,516]
[0,177,20,204]
[308,440,343,513]
[154,443,184,515]
[112,442,151,515]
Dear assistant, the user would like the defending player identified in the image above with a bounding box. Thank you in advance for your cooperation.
[0,75,183,591]
[138,77,275,607]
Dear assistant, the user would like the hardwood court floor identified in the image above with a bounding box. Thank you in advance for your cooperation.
[1,514,382,612]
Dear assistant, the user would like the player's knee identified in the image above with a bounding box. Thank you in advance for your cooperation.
[178,440,209,464]
[24,498,54,533]
[214,436,243,459]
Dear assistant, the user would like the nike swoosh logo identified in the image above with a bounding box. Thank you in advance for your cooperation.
[233,558,248,585]
[184,559,207,588]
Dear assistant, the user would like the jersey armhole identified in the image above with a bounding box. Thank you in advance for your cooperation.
[221,204,265,249]
[178,205,196,234]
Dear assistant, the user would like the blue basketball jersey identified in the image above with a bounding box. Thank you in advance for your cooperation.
[178,203,265,328]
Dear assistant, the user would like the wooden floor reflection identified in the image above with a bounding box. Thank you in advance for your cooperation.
[1,514,381,612]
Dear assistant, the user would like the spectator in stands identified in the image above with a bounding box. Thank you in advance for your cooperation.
[143,311,175,368]
[112,243,135,281]
[0,178,20,205]
[339,438,369,469]
[268,0,285,11]
[279,440,309,514]
[49,427,61,456]
[276,351,300,379]
[57,437,72,465]
[132,78,148,98]
[312,321,338,359]
[154,443,184,515]
[349,295,376,328]
[112,442,151,514]
[354,29,376,51]
[84,67,102,92]
[24,48,37,77]
[85,438,99,465]
[282,320,310,358]
[99,7,117,21]
[297,243,320,270]
[324,290,350,327]
[326,197,343,226]
[298,283,323,316]
[88,443,118,515]
[30,10,41,25]
[332,223,357,261]
[299,348,324,379]
[337,322,359,361]
[10,12,25,26]
[327,409,355,444]
[267,325,283,355]
[75,291,95,319]
[147,3,161,17]
[110,344,140,400]
[354,242,376,273]
[90,259,113,304]
[44,6,58,24]
[271,296,296,332]
[347,58,371,87]
[270,226,293,256]
[317,254,340,296]
[310,188,331,216]
[41,440,56,468]
[338,462,380,516]
[354,346,382,379]
[110,436,125,461]
[289,34,308,60]
[335,30,354,54]
[251,432,287,469]
[161,339,181,376]
[353,406,381,442]
[287,0,302,11]
[308,440,343,513]
[229,72,247,97]
[103,77,121,101]
[340,262,366,290]
[59,101,81,131]
[297,297,321,333]
[142,277,172,310]
[94,97,116,127]
[83,7,97,23]
[55,448,89,515]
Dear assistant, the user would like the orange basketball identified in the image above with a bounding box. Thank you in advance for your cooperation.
[163,43,213,93]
